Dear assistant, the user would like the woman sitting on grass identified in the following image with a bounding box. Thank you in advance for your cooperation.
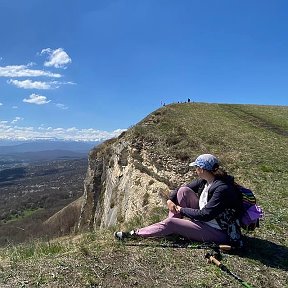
[114,154,243,247]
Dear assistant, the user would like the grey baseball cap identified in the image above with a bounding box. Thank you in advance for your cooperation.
[189,154,219,171]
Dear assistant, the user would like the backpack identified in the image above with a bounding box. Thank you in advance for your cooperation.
[235,184,264,231]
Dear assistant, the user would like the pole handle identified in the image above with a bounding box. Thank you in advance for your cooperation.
[209,255,222,267]
[219,245,232,251]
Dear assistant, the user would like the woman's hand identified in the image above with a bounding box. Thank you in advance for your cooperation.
[167,200,176,213]
[175,205,182,213]
[167,200,181,214]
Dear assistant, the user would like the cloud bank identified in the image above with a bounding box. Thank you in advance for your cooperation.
[0,119,126,142]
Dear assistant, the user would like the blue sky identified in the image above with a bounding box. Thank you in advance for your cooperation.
[0,0,288,141]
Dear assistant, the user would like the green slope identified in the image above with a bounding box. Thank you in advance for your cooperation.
[130,103,288,237]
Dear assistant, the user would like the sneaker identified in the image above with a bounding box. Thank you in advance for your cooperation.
[114,230,136,240]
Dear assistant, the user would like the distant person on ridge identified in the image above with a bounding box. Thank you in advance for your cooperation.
[114,154,243,247]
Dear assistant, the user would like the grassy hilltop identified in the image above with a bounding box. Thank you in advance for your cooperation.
[0,103,287,287]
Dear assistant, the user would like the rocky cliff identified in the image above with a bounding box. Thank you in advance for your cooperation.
[77,126,193,231]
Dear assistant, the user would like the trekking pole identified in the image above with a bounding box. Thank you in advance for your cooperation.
[125,241,232,252]
[205,251,255,288]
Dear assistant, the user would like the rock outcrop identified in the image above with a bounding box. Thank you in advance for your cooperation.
[77,130,193,231]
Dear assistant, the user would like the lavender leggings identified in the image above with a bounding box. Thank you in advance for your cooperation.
[136,187,228,243]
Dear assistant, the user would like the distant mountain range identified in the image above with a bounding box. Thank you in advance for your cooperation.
[0,140,101,163]
[0,140,100,153]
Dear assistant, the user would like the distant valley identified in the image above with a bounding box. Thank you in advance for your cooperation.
[0,140,98,245]
[0,140,100,166]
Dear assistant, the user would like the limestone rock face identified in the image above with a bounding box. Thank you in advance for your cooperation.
[78,133,193,231]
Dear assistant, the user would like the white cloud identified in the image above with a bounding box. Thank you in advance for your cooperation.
[41,48,72,69]
[0,103,3,106]
[0,121,10,130]
[54,128,65,132]
[0,122,127,142]
[12,106,18,109]
[67,127,77,132]
[0,64,62,78]
[23,93,51,105]
[11,117,23,124]
[8,79,76,90]
[8,79,51,89]
[55,103,68,110]
[50,80,76,87]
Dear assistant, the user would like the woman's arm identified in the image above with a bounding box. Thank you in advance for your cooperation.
[180,183,228,221]
[168,178,203,204]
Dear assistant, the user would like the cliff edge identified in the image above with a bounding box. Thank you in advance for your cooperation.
[77,118,193,230]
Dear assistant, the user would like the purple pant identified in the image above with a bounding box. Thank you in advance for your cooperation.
[136,187,228,243]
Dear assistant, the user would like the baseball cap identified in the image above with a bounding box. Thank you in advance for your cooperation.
[189,154,219,171]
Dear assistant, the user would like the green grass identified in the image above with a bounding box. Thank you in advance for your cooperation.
[4,241,67,262]
[128,103,288,242]
[0,102,287,287]
[0,230,287,287]
[2,208,43,224]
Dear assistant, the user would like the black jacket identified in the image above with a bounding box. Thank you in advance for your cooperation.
[169,176,242,222]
